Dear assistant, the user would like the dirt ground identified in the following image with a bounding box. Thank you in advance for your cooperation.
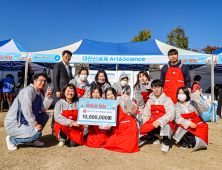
[0,109,222,170]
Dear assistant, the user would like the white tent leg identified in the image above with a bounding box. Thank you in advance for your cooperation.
[116,64,118,83]
[24,60,29,88]
[211,56,215,122]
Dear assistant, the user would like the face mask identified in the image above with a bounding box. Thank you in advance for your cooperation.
[177,94,187,102]
[120,81,128,87]
[80,75,87,81]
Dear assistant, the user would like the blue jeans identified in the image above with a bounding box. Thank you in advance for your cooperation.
[10,112,49,145]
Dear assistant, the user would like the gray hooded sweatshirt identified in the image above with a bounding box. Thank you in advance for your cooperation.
[112,71,131,97]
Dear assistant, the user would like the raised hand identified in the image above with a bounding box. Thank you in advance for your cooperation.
[45,86,52,98]
[86,94,91,99]
[121,91,127,98]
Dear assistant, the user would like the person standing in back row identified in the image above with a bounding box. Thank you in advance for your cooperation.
[160,49,191,104]
[51,50,74,135]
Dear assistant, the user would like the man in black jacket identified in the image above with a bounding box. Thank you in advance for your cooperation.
[51,50,74,134]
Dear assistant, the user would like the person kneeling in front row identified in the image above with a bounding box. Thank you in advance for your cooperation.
[140,79,175,153]
[54,83,85,147]
[173,87,209,151]
[4,74,53,150]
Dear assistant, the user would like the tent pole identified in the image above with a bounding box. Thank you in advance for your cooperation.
[24,56,29,88]
[211,55,215,122]
[116,64,118,83]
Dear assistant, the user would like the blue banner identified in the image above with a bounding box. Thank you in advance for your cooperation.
[0,52,27,61]
[27,53,222,65]
[179,54,221,65]
[77,98,117,126]
[28,53,62,63]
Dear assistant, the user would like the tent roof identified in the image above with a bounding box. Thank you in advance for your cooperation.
[34,39,203,55]
[213,47,222,55]
[0,39,28,52]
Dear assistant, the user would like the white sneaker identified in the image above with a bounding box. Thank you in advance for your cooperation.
[26,140,44,147]
[58,139,66,146]
[153,139,161,145]
[161,143,170,153]
[181,146,188,149]
[6,136,18,151]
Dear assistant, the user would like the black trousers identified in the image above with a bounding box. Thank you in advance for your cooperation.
[180,131,196,147]
[59,130,78,147]
[147,126,170,146]
[217,92,222,117]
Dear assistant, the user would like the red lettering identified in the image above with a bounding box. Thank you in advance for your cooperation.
[90,104,93,107]
[188,59,192,63]
[86,104,89,107]
[103,105,106,108]
[0,56,2,59]
[94,104,97,107]
[193,59,197,63]
[99,105,103,108]
[9,56,12,60]
[4,56,8,59]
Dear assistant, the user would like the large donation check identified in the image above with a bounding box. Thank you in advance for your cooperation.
[77,98,117,126]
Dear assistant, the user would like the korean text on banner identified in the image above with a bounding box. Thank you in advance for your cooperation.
[77,98,117,126]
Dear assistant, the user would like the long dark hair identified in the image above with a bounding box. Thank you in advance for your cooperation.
[95,69,111,86]
[133,70,150,88]
[105,87,117,100]
[61,83,78,101]
[91,85,102,98]
[176,87,190,102]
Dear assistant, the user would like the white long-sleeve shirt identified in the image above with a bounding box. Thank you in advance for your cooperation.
[142,92,175,127]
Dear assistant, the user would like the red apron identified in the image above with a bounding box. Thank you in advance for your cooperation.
[135,90,152,115]
[54,110,85,145]
[104,106,140,153]
[178,111,208,144]
[75,87,86,98]
[85,125,111,148]
[163,65,185,104]
[140,105,175,135]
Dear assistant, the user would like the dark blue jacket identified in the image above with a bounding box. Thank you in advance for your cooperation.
[2,77,14,93]
[160,61,191,88]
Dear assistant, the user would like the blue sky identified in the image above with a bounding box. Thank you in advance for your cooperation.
[0,0,221,51]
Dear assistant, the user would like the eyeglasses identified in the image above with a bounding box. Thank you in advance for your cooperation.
[37,80,47,84]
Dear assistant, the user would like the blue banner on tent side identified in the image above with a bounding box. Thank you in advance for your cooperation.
[28,53,62,63]
[27,53,222,64]
[0,52,27,61]
[179,54,222,65]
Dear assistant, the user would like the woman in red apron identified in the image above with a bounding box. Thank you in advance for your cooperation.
[103,87,139,153]
[173,87,209,152]
[134,70,152,113]
[54,83,85,147]
[133,71,152,142]
[84,86,111,148]
[69,67,91,98]
[140,80,175,153]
